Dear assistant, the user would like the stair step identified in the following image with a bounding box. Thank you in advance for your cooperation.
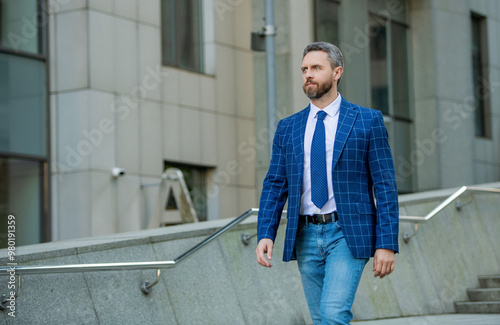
[479,275,500,288]
[468,288,500,301]
[455,301,500,314]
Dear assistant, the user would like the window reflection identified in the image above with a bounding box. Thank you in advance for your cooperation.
[161,0,203,72]
[0,158,43,248]
[315,0,340,45]
[369,15,389,115]
[0,0,43,55]
[0,53,47,157]
[164,162,208,222]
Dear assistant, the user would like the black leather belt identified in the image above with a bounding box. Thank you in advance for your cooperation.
[300,212,338,224]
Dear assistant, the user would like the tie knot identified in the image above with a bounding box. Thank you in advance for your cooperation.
[317,111,327,121]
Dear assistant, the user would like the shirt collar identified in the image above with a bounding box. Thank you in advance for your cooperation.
[309,93,342,119]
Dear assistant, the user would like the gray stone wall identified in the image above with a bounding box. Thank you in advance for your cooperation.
[411,0,500,190]
[0,183,499,324]
[353,182,500,319]
[0,217,310,325]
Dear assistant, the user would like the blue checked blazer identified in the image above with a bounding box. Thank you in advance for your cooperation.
[257,98,399,261]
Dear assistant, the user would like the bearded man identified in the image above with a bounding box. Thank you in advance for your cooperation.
[256,42,399,325]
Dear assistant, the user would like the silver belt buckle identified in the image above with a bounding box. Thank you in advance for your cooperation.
[321,214,326,223]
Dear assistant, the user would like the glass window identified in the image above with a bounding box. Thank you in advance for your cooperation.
[369,14,389,115]
[314,0,340,45]
[164,162,208,221]
[392,120,412,194]
[0,53,47,157]
[0,1,48,247]
[369,14,411,119]
[161,0,203,72]
[471,13,490,138]
[391,21,410,120]
[369,12,412,193]
[0,0,45,55]
[0,157,43,248]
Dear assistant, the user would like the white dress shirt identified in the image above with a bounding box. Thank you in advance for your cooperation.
[300,93,342,215]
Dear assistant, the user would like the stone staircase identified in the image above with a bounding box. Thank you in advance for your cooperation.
[455,275,500,313]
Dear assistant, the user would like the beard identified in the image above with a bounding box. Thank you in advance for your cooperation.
[303,79,333,100]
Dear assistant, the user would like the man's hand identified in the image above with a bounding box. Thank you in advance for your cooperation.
[373,248,395,279]
[256,238,274,268]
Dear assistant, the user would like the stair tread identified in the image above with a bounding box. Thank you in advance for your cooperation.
[455,300,500,305]
[478,275,500,289]
[479,275,500,278]
[468,288,500,292]
[456,276,500,313]
[455,301,500,314]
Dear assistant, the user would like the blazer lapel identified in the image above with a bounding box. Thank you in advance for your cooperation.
[332,99,358,168]
[292,105,310,182]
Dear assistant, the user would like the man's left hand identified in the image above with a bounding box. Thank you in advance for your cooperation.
[372,249,395,279]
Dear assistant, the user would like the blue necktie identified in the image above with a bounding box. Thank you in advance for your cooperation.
[311,110,328,209]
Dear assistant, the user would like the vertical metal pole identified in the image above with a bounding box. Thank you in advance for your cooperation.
[264,0,277,159]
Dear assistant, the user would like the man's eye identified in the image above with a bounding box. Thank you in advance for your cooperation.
[315,67,320,70]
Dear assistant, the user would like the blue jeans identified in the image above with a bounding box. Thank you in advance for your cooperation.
[295,219,369,325]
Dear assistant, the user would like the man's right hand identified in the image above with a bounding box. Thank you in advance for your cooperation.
[256,238,274,268]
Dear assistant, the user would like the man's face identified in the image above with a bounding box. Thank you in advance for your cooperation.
[301,51,341,100]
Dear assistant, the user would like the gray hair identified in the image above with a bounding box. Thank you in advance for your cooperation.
[303,42,344,70]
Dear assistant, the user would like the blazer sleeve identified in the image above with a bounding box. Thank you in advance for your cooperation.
[367,110,399,253]
[257,120,289,243]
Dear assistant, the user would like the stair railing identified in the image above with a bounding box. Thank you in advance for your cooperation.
[0,185,498,306]
[0,208,267,304]
[399,186,500,243]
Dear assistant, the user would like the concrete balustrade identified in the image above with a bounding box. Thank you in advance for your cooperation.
[0,183,499,324]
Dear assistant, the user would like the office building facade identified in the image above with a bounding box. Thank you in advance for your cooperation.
[1,0,499,246]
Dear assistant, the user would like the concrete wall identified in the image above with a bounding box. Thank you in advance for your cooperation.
[0,215,311,325]
[49,0,258,241]
[411,0,500,190]
[353,182,500,319]
[1,183,499,324]
[46,0,500,250]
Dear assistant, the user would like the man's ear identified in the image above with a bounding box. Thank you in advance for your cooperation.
[334,66,343,82]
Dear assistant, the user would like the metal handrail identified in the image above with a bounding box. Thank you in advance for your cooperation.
[0,208,262,276]
[400,186,500,242]
[1,186,497,275]
[0,207,289,299]
[0,208,269,299]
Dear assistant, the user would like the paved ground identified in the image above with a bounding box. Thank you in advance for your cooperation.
[352,314,500,325]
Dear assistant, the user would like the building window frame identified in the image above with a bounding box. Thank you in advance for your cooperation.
[368,10,414,194]
[470,12,491,139]
[161,0,204,73]
[0,155,49,248]
[0,0,47,58]
[163,161,211,222]
[314,0,341,45]
[368,12,411,119]
[0,0,50,245]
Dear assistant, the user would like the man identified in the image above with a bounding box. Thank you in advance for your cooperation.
[255,42,399,325]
